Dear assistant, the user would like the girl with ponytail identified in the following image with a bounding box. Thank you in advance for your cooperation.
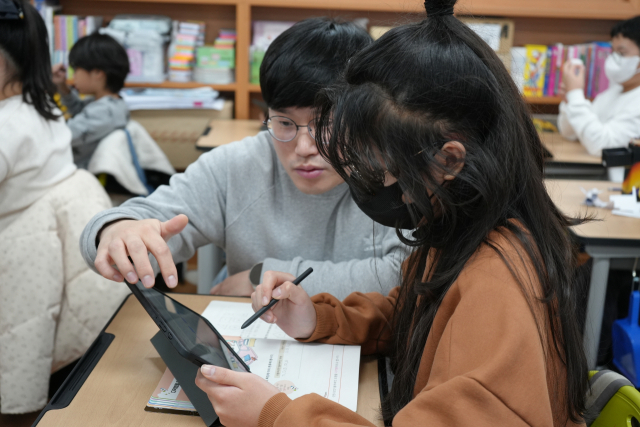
[195,0,589,425]
[0,0,76,232]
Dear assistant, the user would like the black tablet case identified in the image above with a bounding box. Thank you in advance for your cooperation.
[151,331,220,427]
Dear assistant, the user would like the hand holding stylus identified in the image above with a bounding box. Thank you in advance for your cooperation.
[248,269,317,339]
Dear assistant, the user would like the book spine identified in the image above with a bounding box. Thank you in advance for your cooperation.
[587,44,596,99]
[549,45,559,96]
[53,16,60,52]
[523,45,547,98]
[61,16,67,56]
[595,43,612,96]
[543,46,553,97]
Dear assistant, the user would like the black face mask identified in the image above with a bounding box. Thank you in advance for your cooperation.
[349,182,416,230]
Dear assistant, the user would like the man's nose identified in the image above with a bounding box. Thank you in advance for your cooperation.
[294,128,318,157]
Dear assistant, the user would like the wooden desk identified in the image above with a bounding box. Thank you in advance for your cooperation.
[196,119,264,151]
[540,133,606,179]
[35,295,382,427]
[546,180,640,368]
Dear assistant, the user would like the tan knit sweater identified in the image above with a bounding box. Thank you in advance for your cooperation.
[257,229,584,427]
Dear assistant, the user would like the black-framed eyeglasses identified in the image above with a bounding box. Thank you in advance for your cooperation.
[263,116,316,142]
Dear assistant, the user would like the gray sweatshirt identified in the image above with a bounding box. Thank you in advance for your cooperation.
[61,91,129,169]
[80,131,408,299]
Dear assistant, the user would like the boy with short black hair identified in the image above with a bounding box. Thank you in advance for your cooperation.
[80,18,407,300]
[52,33,130,168]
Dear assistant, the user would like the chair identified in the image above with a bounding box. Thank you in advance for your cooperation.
[587,370,640,427]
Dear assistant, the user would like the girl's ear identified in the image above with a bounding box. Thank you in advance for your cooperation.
[439,141,466,181]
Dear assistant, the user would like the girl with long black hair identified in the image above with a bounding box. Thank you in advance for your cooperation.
[194,0,589,425]
[0,0,76,231]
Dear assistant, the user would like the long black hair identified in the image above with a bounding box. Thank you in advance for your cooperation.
[0,0,58,120]
[316,0,588,424]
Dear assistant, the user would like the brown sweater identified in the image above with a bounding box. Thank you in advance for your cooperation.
[257,230,583,427]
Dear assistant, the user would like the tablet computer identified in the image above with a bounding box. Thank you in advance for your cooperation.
[126,281,250,373]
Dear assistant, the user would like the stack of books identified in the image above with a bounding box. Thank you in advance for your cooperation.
[168,21,205,83]
[250,21,295,84]
[119,87,225,110]
[511,42,612,99]
[51,15,103,79]
[194,29,237,84]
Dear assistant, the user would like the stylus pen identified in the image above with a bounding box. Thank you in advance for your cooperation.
[241,267,313,329]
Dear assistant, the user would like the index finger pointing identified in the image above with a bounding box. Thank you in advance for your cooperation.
[141,233,178,288]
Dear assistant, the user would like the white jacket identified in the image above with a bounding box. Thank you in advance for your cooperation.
[88,120,175,196]
[558,86,640,155]
[0,169,129,414]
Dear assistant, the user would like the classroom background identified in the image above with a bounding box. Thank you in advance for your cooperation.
[30,0,637,170]
[3,0,640,426]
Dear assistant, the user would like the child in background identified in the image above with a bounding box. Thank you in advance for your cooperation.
[0,0,76,231]
[52,33,130,169]
[0,0,129,415]
[559,16,640,155]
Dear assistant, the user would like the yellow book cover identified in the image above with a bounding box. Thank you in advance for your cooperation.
[523,45,548,97]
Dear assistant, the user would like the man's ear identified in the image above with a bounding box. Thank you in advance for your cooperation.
[439,141,466,181]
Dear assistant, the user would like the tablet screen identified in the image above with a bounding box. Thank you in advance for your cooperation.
[135,284,248,372]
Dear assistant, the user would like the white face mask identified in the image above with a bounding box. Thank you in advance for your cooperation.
[605,52,640,85]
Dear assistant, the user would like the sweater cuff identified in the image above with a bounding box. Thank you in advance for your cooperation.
[261,258,292,282]
[566,88,587,104]
[297,302,338,343]
[258,393,292,427]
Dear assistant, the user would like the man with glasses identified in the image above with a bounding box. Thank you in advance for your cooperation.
[80,18,406,299]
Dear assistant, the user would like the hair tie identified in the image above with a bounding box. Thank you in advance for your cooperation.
[0,0,23,20]
[424,1,455,17]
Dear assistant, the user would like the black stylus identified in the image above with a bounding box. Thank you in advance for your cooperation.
[241,267,313,329]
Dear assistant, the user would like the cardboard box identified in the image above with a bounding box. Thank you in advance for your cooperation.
[130,100,233,170]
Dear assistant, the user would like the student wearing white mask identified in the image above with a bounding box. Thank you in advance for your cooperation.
[558,16,640,155]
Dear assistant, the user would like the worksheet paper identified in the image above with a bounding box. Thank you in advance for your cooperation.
[201,300,296,341]
[148,300,361,413]
[202,300,361,411]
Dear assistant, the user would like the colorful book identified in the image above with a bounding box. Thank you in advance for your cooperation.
[523,45,548,97]
[513,41,612,99]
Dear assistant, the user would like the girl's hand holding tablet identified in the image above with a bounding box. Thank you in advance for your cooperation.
[250,270,317,340]
[195,364,279,427]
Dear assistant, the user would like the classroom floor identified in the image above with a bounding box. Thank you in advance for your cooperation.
[0,411,39,427]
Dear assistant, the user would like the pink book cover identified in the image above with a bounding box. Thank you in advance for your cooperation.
[556,44,565,96]
[79,19,86,38]
[53,16,61,51]
[594,43,612,97]
[145,368,197,416]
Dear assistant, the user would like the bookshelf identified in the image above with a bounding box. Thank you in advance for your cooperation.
[58,0,639,119]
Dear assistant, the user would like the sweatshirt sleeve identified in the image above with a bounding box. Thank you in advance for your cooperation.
[259,246,562,427]
[60,90,89,117]
[66,98,128,148]
[79,147,230,274]
[557,101,578,140]
[261,227,407,298]
[299,287,399,355]
[561,88,640,155]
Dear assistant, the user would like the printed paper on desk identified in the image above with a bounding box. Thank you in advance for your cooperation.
[202,300,296,341]
[201,300,361,411]
[224,337,360,411]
